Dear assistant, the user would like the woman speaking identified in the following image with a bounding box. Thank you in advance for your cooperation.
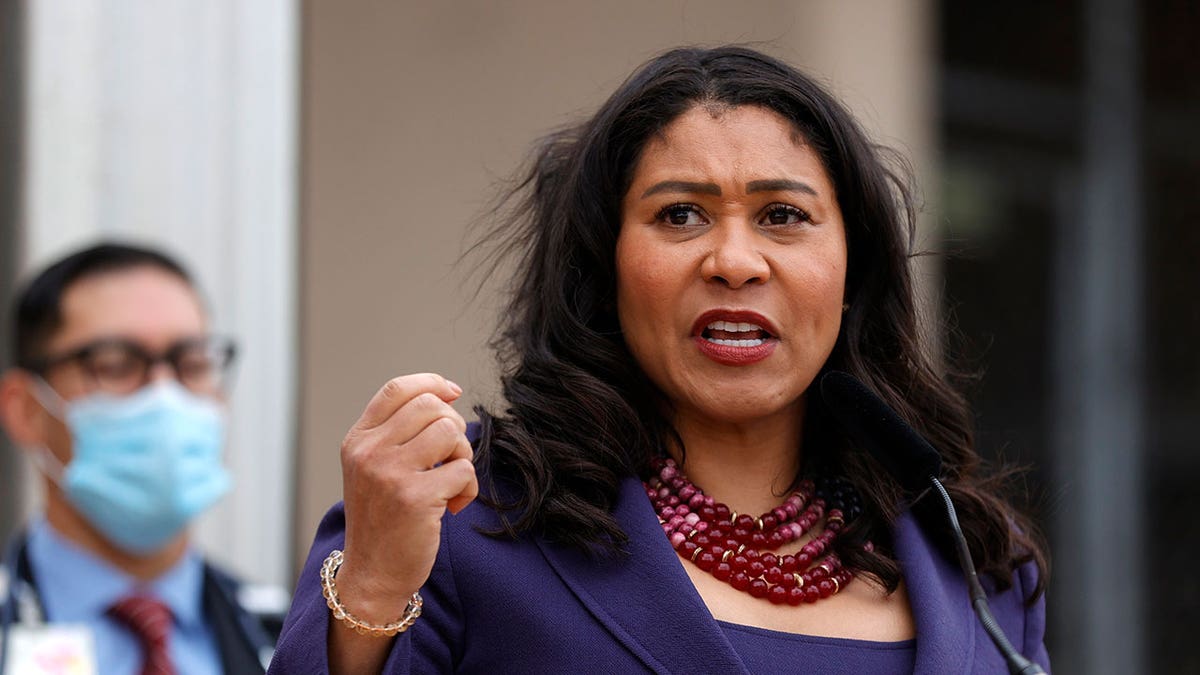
[270,46,1049,674]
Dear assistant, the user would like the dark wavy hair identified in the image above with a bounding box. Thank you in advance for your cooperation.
[472,46,1047,599]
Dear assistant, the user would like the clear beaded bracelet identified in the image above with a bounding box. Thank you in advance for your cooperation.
[320,549,423,637]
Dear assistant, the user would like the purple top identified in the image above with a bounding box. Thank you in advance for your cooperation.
[270,448,1049,673]
[718,621,916,674]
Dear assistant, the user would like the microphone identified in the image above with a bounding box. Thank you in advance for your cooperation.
[818,371,1046,675]
[816,371,942,493]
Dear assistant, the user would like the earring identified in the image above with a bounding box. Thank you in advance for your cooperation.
[842,303,850,313]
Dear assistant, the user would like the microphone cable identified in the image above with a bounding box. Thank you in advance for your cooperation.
[819,371,1047,675]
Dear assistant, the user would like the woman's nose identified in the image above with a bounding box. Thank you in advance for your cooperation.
[700,222,771,288]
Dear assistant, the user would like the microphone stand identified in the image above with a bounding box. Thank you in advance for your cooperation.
[928,476,1046,675]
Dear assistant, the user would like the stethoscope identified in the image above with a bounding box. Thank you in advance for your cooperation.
[0,532,46,671]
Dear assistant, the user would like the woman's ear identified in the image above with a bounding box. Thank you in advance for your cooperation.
[0,369,52,447]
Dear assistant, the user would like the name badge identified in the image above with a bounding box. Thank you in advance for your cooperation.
[4,624,97,675]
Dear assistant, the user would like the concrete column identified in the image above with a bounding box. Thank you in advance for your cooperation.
[17,0,299,588]
[1052,0,1145,672]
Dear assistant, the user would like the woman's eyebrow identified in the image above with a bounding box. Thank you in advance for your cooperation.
[641,180,722,198]
[746,179,818,195]
[640,179,818,199]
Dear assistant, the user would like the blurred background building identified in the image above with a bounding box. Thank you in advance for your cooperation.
[0,2,1195,673]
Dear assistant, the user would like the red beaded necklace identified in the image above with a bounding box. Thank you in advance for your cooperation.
[644,457,872,606]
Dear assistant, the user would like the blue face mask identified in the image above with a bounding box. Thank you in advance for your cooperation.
[33,380,232,554]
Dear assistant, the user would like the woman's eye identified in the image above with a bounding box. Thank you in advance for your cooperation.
[762,204,810,226]
[657,204,705,226]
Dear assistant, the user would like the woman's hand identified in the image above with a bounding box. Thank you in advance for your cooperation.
[329,373,478,673]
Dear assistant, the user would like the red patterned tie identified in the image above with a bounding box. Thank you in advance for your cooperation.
[108,595,177,675]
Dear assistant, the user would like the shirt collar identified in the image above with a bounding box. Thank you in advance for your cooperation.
[25,517,207,630]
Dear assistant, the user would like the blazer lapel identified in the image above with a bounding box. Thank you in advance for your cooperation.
[894,511,976,674]
[534,477,748,674]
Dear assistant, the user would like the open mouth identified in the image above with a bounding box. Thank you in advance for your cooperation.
[701,320,774,347]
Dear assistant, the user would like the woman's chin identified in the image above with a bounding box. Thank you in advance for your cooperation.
[674,393,806,432]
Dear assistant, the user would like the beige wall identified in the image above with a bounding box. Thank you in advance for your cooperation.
[298,0,934,574]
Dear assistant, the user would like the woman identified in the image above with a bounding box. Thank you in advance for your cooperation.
[270,46,1049,674]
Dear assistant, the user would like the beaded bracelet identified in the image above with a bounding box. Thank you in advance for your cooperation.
[320,549,423,637]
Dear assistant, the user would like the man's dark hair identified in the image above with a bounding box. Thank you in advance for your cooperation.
[12,242,194,369]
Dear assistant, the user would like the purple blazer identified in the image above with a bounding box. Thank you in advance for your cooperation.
[271,476,1048,674]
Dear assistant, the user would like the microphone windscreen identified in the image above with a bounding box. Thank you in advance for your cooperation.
[818,371,943,492]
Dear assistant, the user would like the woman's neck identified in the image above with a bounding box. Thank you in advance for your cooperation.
[668,403,805,517]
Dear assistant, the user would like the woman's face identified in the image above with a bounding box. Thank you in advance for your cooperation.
[616,104,847,428]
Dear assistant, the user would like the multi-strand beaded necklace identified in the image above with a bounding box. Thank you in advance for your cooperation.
[644,457,870,605]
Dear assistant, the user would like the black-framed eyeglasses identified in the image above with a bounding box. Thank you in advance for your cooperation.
[24,335,238,397]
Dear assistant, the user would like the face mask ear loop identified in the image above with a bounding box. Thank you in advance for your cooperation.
[24,375,70,486]
[27,444,67,486]
[27,374,68,422]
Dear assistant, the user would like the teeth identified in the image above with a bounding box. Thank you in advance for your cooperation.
[705,337,765,347]
[705,320,763,333]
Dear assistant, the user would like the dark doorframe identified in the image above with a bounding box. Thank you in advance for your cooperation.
[0,0,27,542]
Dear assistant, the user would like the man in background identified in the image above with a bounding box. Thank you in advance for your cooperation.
[0,243,278,674]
